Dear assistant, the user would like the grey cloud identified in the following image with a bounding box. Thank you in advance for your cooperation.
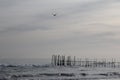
[1,0,120,59]
[0,0,116,33]
[58,0,120,20]
[0,0,17,7]
[0,0,27,9]
[56,0,107,16]
[0,25,52,34]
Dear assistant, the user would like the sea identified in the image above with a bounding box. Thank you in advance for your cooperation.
[0,59,120,80]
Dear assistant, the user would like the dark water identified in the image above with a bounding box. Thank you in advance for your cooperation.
[0,65,120,80]
[0,59,120,80]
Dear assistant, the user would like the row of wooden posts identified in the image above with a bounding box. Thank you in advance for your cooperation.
[51,55,120,68]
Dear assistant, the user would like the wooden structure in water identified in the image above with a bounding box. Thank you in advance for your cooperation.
[51,55,120,68]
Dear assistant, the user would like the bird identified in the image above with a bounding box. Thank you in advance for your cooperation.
[52,13,57,16]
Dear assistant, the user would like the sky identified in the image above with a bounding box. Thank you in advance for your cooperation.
[1,0,120,60]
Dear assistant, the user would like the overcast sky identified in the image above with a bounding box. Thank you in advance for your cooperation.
[1,0,120,59]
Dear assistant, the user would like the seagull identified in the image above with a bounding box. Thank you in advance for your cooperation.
[52,13,57,16]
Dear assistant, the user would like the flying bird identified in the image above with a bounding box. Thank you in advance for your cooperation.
[52,13,57,16]
[51,8,59,17]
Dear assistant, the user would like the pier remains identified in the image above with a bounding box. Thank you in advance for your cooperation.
[51,55,120,68]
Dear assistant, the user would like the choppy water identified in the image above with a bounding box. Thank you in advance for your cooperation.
[1,65,120,80]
